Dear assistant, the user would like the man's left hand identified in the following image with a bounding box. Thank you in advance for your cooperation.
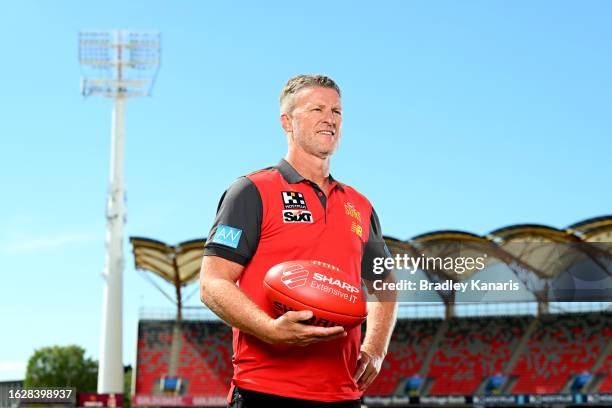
[353,346,385,391]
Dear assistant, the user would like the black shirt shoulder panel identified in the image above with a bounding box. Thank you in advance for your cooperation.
[361,207,392,281]
[203,176,263,266]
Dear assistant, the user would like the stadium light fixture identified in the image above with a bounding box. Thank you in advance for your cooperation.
[79,29,161,395]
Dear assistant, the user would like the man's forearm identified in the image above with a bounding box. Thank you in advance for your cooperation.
[202,277,274,342]
[362,300,397,356]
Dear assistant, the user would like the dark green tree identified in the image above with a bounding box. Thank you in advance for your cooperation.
[24,345,97,392]
[123,365,132,408]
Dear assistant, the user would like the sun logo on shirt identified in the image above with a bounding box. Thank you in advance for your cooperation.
[344,202,361,222]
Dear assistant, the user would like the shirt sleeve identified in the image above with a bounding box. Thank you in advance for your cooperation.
[203,176,262,266]
[361,207,392,281]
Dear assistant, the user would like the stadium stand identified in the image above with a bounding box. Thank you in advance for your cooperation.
[178,321,233,395]
[134,311,611,403]
[135,320,233,397]
[599,370,612,392]
[365,318,440,396]
[591,351,612,392]
[510,312,611,394]
[135,320,171,395]
[427,315,530,395]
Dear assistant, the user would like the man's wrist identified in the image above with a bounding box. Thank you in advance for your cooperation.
[361,342,386,358]
[257,316,280,345]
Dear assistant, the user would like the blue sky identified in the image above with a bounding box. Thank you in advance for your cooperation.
[1,1,611,381]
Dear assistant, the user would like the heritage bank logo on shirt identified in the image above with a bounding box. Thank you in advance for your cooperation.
[211,224,242,248]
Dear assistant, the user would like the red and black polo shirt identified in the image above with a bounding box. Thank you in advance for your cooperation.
[203,159,390,402]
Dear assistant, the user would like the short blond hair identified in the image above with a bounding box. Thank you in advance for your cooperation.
[280,74,341,114]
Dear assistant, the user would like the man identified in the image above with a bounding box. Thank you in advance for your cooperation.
[200,74,397,408]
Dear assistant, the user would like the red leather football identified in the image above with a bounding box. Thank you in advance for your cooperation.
[263,260,367,329]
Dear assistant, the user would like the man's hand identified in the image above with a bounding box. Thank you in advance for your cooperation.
[355,273,398,391]
[201,256,346,347]
[353,345,385,391]
[264,310,347,346]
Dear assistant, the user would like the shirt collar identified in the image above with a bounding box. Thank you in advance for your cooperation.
[276,159,344,191]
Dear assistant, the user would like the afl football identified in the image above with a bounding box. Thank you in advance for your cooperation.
[263,260,367,329]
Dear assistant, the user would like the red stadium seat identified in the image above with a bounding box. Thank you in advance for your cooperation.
[510,312,610,394]
[595,354,612,392]
[134,312,611,399]
[365,319,441,396]
[135,320,233,398]
[427,316,530,395]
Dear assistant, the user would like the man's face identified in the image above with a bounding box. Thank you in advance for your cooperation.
[283,87,342,159]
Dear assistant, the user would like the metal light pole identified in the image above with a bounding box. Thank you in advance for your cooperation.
[79,30,160,395]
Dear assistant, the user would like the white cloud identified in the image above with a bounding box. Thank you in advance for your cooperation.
[0,361,26,381]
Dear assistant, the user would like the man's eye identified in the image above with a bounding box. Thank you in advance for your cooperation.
[333,110,342,115]
[312,108,322,112]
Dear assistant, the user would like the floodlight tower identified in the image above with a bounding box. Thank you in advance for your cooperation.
[79,30,160,395]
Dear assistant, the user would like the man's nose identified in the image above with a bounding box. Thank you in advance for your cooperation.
[322,109,336,125]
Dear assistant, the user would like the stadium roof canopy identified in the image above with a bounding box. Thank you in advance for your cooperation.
[130,237,206,320]
[389,216,612,305]
[395,217,612,279]
[130,237,205,285]
[486,224,581,279]
[567,215,612,242]
[488,223,578,243]
[383,235,413,255]
[407,230,503,280]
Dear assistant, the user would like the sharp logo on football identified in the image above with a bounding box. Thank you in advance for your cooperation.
[312,272,360,293]
[280,264,309,289]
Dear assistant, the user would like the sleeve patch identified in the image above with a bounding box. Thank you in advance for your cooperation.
[211,224,243,248]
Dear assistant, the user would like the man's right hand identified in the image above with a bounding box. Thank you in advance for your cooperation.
[201,256,346,347]
[263,310,347,346]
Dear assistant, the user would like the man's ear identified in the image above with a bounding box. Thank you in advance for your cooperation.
[280,113,292,134]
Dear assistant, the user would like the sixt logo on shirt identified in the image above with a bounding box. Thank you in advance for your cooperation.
[283,209,314,223]
[211,224,242,248]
